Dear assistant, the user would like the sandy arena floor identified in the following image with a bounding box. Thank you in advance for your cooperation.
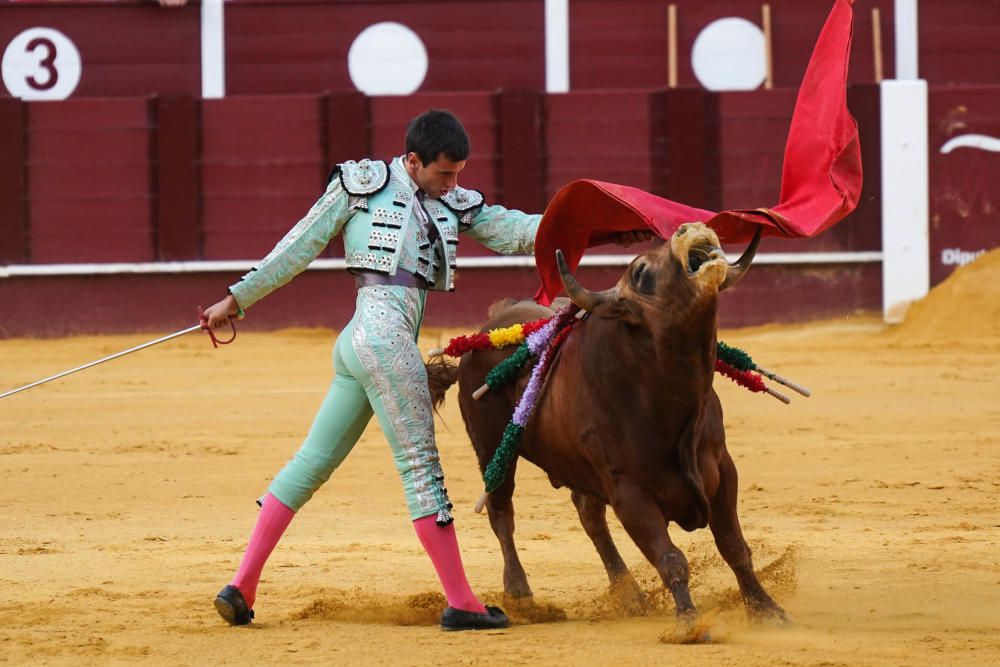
[1,253,999,665]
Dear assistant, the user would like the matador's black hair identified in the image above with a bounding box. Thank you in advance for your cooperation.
[405,109,470,165]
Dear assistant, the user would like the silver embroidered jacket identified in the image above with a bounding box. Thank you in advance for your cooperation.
[229,156,542,310]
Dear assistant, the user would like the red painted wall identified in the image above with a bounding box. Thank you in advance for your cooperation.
[920,0,1000,86]
[0,262,884,338]
[0,84,896,339]
[27,98,154,263]
[200,95,326,260]
[0,2,200,97]
[545,91,655,199]
[1,85,978,270]
[928,86,1000,284]
[570,0,896,90]
[1,1,996,100]
[0,1,994,340]
[225,0,546,95]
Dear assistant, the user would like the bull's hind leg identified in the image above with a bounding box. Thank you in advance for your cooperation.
[709,452,787,622]
[570,490,648,614]
[483,459,534,601]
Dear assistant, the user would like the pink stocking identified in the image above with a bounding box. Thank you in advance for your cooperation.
[413,515,486,613]
[230,492,295,609]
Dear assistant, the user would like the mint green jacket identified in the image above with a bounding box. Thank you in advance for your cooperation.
[229,156,542,310]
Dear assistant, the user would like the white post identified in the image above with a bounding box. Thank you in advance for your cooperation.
[893,0,918,80]
[545,0,569,93]
[201,0,226,99]
[880,79,929,323]
[879,0,927,322]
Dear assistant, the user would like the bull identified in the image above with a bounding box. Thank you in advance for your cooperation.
[430,222,786,634]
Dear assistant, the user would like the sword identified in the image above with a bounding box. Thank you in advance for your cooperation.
[0,307,237,400]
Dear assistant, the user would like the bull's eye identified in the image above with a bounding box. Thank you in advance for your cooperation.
[631,262,654,294]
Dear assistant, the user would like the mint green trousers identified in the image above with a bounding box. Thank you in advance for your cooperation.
[267,286,453,523]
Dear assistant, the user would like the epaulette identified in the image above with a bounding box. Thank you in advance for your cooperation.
[439,186,485,215]
[334,159,390,196]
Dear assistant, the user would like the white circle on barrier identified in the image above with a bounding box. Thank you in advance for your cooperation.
[691,18,766,91]
[348,22,428,96]
[2,27,82,100]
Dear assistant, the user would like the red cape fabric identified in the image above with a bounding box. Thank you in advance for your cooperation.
[535,0,862,305]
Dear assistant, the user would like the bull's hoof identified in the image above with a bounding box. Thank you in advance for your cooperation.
[754,608,791,627]
[747,599,791,626]
[660,611,713,645]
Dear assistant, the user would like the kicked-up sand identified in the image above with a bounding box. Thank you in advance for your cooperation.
[1,251,999,665]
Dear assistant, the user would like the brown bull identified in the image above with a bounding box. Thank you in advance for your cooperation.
[433,222,785,631]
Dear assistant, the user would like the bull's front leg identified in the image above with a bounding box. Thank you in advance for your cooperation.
[570,489,649,615]
[610,479,708,641]
[483,458,534,601]
[709,451,787,623]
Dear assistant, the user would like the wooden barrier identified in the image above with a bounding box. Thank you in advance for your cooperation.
[2,0,998,101]
[1,83,997,336]
[0,85,919,264]
[0,98,28,264]
[0,84,898,263]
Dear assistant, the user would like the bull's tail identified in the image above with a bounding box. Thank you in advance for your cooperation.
[425,356,460,409]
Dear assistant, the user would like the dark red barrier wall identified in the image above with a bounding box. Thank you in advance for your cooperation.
[920,1,1000,86]
[928,86,1000,284]
[545,91,655,198]
[28,98,154,263]
[0,2,200,97]
[0,262,884,338]
[2,0,996,100]
[200,95,326,260]
[570,0,895,90]
[0,98,28,264]
[0,83,994,337]
[225,0,545,95]
[0,86,893,264]
[0,84,892,338]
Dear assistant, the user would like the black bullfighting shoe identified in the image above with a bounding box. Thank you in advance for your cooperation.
[214,585,254,626]
[440,605,510,631]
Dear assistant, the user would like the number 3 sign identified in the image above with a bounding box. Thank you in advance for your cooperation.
[2,27,82,100]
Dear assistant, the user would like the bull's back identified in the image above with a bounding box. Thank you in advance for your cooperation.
[456,301,555,469]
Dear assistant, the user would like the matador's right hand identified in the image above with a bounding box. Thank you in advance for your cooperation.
[201,294,241,330]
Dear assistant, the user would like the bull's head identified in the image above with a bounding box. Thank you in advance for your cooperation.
[556,223,761,316]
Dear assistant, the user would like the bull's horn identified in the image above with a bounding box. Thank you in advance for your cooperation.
[719,226,763,291]
[555,249,619,310]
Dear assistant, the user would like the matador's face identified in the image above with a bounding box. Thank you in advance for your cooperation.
[405,152,466,199]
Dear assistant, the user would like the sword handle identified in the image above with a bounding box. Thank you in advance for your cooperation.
[198,306,238,348]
